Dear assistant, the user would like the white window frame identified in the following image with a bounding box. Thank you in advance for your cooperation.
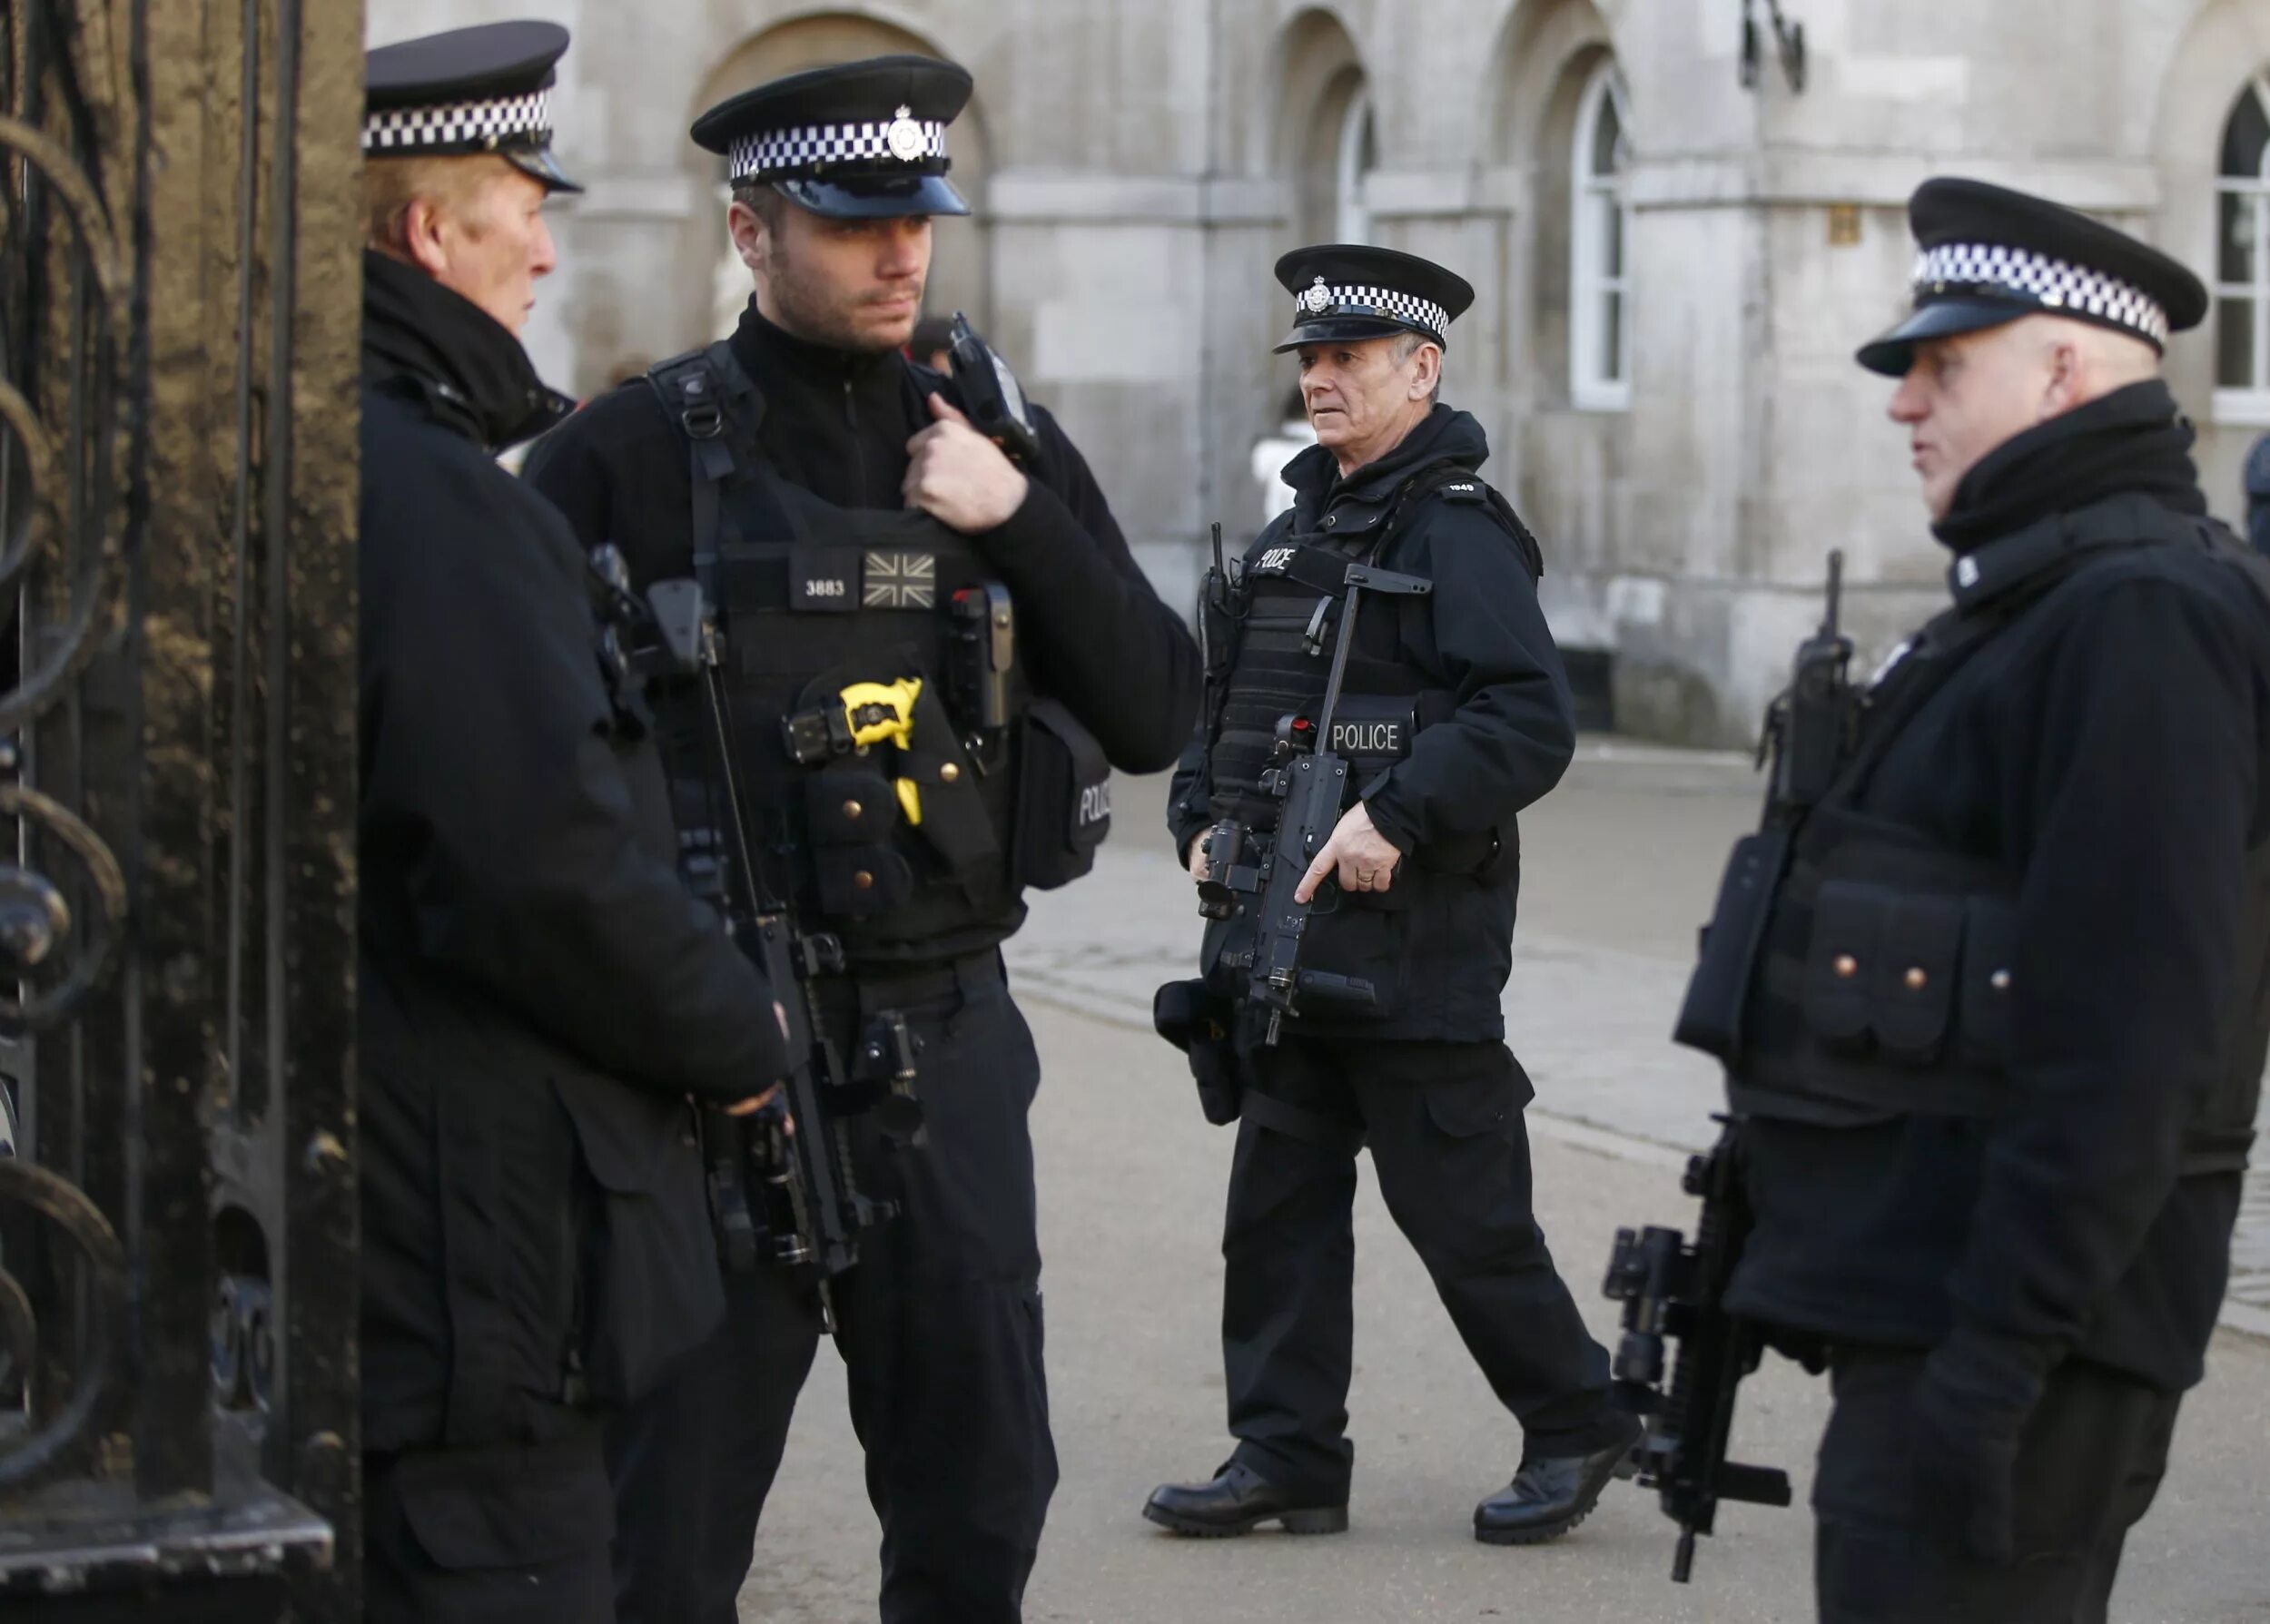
[2214,74,2270,426]
[1335,88,1375,246]
[1570,62,1633,413]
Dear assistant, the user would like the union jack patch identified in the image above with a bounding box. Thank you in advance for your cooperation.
[862,550,936,609]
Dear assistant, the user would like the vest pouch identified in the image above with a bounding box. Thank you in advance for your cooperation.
[1957,896,2018,1064]
[804,767,913,918]
[1871,892,1963,1065]
[1802,880,1883,1054]
[1016,698,1111,891]
[1801,881,1963,1065]
[899,681,1002,891]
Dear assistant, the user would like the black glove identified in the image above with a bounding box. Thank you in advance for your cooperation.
[1908,1332,2053,1567]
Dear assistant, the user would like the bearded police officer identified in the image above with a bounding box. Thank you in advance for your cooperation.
[524,54,1200,1624]
[1147,245,1641,1546]
[1677,179,2270,1622]
[358,23,792,1624]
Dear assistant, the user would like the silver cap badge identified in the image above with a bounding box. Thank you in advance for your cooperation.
[884,105,927,163]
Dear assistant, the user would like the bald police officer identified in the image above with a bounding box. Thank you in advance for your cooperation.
[358,24,788,1623]
[1683,179,2270,1622]
[525,54,1200,1624]
[1150,245,1641,1547]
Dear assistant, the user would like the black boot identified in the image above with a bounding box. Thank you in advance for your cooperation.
[1143,1460,1350,1538]
[1473,1413,1643,1545]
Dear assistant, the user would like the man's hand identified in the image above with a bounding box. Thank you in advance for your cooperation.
[905,394,1030,533]
[1188,832,1211,883]
[1294,801,1404,903]
[724,1002,796,1126]
[723,1084,786,1128]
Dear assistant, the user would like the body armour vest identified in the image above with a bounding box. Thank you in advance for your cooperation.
[645,342,1106,965]
[1724,504,2270,1178]
[1207,531,1444,833]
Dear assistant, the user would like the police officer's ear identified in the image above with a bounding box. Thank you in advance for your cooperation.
[1405,340,1442,405]
[726,184,779,279]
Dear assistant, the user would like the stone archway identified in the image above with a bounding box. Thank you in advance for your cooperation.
[1268,8,1373,248]
[683,11,995,345]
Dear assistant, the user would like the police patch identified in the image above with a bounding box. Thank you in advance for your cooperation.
[862,549,936,609]
[790,546,858,612]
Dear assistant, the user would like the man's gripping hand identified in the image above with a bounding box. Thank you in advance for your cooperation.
[1294,801,1405,904]
[905,394,1030,533]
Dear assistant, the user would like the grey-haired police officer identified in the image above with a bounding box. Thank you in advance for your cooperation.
[1149,245,1641,1548]
[1689,178,2270,1622]
[357,22,790,1624]
[524,53,1200,1624]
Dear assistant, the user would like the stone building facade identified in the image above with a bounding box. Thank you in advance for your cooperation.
[369,0,2270,744]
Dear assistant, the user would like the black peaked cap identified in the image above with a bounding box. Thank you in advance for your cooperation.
[364,21,580,193]
[1274,244,1476,353]
[693,55,972,220]
[1856,176,2209,376]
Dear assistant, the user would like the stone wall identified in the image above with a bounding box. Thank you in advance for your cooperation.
[369,0,2270,745]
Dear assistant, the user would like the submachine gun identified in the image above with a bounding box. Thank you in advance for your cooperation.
[1198,558,1430,1045]
[1600,1125,1791,1581]
[604,548,921,1331]
[1607,552,1856,1580]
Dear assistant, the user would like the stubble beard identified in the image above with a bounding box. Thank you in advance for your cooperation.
[767,251,920,357]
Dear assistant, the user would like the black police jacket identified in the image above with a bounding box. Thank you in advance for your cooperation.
[358,253,790,1453]
[1170,406,1575,1044]
[523,301,1199,785]
[1724,383,2270,1402]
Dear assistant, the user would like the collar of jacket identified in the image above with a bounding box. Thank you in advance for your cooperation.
[1284,404,1488,543]
[360,250,575,453]
[725,297,912,407]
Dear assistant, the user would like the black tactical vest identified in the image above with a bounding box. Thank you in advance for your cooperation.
[1725,500,2270,1177]
[1207,534,1440,832]
[645,342,1106,963]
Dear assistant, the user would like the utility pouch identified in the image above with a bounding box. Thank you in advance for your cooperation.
[1153,978,1243,1127]
[804,768,913,918]
[1673,827,1792,1060]
[1015,698,1111,891]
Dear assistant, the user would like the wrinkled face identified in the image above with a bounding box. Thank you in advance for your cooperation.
[424,165,557,336]
[1294,336,1434,465]
[1887,325,2059,522]
[741,200,932,354]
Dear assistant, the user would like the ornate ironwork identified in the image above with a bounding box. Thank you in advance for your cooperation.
[0,0,360,1617]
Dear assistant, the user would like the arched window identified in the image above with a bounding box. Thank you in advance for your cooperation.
[1570,63,1632,411]
[2216,77,2270,408]
[1336,89,1376,245]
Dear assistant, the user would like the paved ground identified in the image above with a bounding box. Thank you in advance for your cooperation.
[740,749,2270,1622]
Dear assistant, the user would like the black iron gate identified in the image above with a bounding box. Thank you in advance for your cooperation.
[0,0,360,1618]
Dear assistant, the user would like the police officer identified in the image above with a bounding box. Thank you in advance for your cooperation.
[1694,179,2270,1621]
[358,24,791,1623]
[1147,245,1640,1545]
[522,54,1200,1624]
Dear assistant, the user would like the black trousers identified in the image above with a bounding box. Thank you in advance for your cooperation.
[1813,1348,2182,1624]
[1222,1034,1623,1497]
[363,1429,614,1624]
[609,953,1057,1624]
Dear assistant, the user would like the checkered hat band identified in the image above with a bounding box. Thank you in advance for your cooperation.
[363,89,552,154]
[730,119,948,181]
[1913,242,2170,348]
[1295,284,1449,339]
